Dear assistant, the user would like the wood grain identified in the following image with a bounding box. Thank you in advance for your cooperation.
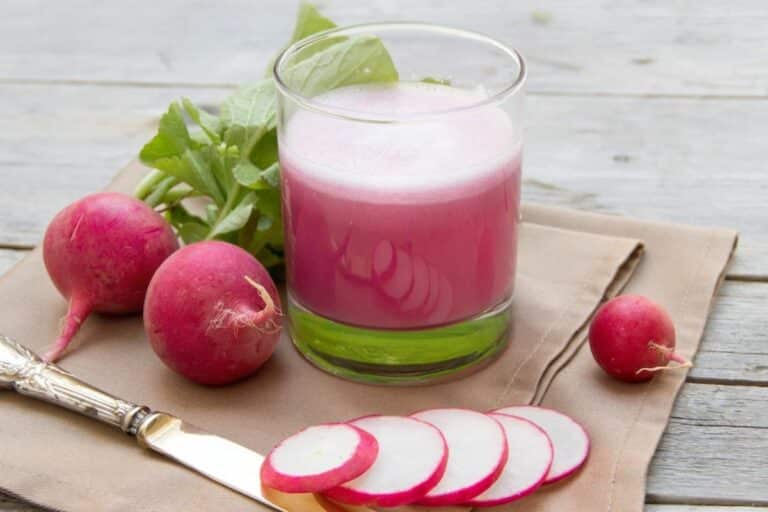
[1,84,765,275]
[1,1,766,96]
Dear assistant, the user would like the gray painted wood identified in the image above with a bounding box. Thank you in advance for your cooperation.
[693,281,768,384]
[648,385,768,504]
[0,250,25,276]
[2,1,767,96]
[1,85,765,276]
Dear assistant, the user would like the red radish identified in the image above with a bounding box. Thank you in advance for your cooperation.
[466,413,553,507]
[493,406,589,485]
[324,415,448,507]
[42,192,178,362]
[589,295,690,382]
[261,423,378,493]
[411,408,508,506]
[143,241,281,385]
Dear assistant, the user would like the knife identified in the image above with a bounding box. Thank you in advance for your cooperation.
[0,334,360,512]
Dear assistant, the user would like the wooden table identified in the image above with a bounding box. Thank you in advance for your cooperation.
[1,1,766,510]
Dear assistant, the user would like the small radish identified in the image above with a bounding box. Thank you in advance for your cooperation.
[493,406,589,485]
[42,192,178,362]
[410,408,508,506]
[261,423,378,493]
[324,415,448,507]
[144,241,281,385]
[465,413,553,507]
[589,295,690,382]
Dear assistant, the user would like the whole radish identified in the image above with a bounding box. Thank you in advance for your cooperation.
[144,241,282,385]
[589,295,690,382]
[43,192,178,362]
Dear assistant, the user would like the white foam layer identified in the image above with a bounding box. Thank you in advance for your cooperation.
[280,82,521,194]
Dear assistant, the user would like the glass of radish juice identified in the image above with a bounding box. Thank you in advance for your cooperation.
[273,23,526,384]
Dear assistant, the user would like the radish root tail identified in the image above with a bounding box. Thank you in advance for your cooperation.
[636,342,693,375]
[208,277,281,336]
[44,297,92,363]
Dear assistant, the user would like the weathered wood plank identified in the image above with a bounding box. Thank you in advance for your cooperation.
[0,250,26,276]
[648,384,768,505]
[693,281,768,385]
[1,1,767,96]
[1,84,765,275]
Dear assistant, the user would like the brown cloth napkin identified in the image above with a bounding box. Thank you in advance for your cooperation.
[0,162,735,512]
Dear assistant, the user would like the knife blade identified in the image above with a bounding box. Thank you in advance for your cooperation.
[0,335,362,512]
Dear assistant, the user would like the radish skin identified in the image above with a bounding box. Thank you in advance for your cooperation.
[465,413,553,507]
[144,241,282,385]
[493,406,590,485]
[411,408,508,506]
[262,423,378,493]
[324,415,448,507]
[589,295,690,382]
[42,192,178,362]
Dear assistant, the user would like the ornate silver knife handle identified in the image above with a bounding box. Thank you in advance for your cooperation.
[0,335,151,434]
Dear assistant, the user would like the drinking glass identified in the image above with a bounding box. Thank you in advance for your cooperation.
[273,23,526,384]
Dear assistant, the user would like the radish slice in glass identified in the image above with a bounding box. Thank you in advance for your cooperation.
[324,415,448,507]
[261,423,378,493]
[411,408,508,506]
[493,406,590,484]
[465,413,553,506]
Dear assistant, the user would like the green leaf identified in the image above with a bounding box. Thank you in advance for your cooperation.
[182,98,223,144]
[145,176,178,208]
[139,103,193,163]
[291,3,336,43]
[135,169,168,200]
[233,161,280,190]
[281,35,399,98]
[221,80,277,152]
[208,194,257,238]
[205,204,219,225]
[261,162,281,188]
[178,223,209,244]
[250,129,278,169]
[233,161,264,189]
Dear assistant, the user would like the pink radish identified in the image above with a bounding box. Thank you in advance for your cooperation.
[261,423,378,493]
[465,413,553,507]
[411,408,508,506]
[42,192,178,362]
[493,406,589,485]
[375,247,415,301]
[589,295,690,382]
[144,241,282,385]
[324,415,448,507]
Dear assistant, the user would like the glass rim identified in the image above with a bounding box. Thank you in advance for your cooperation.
[272,21,527,123]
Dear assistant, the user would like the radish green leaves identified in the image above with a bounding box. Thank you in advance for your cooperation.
[136,3,398,273]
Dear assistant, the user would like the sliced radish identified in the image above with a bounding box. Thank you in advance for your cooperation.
[372,240,396,282]
[465,414,553,507]
[492,406,590,484]
[400,255,430,312]
[324,415,447,507]
[261,423,378,493]
[411,409,508,506]
[377,248,414,300]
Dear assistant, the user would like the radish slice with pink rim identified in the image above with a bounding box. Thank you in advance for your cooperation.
[324,415,447,507]
[465,413,553,507]
[411,408,509,506]
[261,423,378,493]
[493,406,590,484]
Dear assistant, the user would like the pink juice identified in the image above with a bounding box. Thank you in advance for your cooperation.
[280,82,522,329]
